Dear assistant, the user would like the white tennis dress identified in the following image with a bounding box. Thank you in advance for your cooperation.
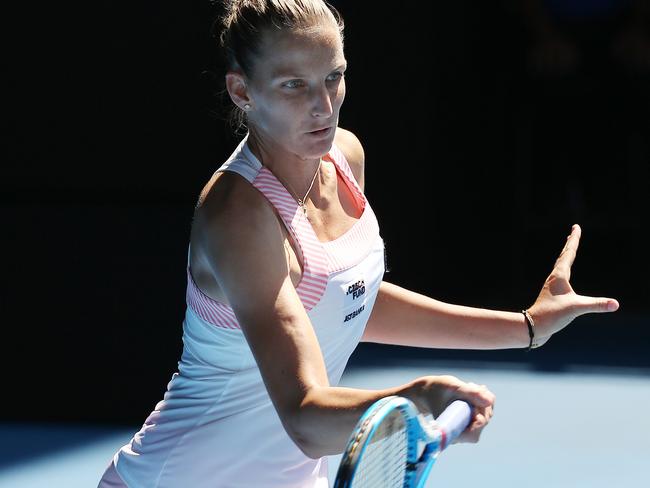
[98,133,386,487]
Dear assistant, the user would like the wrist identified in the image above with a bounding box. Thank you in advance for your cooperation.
[522,309,540,350]
[401,377,430,414]
[401,375,461,417]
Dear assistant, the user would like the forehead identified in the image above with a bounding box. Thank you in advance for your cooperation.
[255,25,346,78]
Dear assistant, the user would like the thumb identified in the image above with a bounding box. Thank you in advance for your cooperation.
[575,295,620,314]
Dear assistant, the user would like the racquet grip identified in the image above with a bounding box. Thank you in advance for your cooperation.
[435,400,472,450]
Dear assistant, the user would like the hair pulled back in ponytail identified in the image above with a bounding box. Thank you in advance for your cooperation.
[212,0,344,133]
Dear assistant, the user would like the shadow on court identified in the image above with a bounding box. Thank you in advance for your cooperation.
[0,422,126,470]
[1,312,646,487]
[1,359,648,487]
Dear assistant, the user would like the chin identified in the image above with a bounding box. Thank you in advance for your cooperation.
[306,135,335,157]
[306,144,333,160]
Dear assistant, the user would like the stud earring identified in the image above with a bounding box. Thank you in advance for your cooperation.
[243,104,251,111]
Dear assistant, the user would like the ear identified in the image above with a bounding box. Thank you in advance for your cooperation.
[225,71,252,110]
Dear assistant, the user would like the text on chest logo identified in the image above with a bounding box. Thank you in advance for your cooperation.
[346,280,366,300]
[344,305,365,323]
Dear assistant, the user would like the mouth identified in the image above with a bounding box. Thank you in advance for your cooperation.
[307,127,332,136]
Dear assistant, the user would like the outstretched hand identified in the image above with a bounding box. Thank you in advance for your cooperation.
[527,224,619,347]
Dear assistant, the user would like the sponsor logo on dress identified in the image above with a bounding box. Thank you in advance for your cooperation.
[344,305,365,323]
[346,280,365,300]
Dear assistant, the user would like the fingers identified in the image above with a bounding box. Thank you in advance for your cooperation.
[462,383,494,443]
[455,382,496,410]
[554,224,581,279]
[575,295,620,314]
[456,404,494,444]
[470,405,493,432]
[444,381,495,445]
[425,376,495,429]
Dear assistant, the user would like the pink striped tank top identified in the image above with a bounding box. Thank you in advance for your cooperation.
[103,133,386,488]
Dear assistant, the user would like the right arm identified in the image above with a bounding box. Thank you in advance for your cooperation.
[194,172,494,458]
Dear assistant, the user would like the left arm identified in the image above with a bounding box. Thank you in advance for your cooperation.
[335,129,619,350]
[364,225,620,350]
[363,281,530,349]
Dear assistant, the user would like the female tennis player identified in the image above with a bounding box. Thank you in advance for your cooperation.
[98,1,619,487]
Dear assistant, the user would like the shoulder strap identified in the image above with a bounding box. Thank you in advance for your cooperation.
[216,133,262,183]
[327,143,366,212]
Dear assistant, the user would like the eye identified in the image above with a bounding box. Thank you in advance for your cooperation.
[327,71,345,82]
[283,79,305,89]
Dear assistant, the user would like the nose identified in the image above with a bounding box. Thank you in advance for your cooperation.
[311,83,334,118]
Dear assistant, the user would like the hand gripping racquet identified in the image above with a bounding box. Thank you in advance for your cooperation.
[334,396,472,488]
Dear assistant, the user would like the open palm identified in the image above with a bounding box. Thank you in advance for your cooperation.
[528,224,619,346]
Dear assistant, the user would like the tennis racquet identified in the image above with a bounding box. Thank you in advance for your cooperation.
[333,396,472,488]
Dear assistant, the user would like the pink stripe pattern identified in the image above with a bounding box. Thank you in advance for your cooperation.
[186,267,240,329]
[185,143,381,329]
[253,167,330,311]
[321,144,380,273]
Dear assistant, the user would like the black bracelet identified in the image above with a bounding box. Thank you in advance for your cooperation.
[522,310,537,351]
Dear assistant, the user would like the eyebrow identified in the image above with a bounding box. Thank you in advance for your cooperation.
[271,63,347,80]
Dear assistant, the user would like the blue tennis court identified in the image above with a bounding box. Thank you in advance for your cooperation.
[1,360,647,487]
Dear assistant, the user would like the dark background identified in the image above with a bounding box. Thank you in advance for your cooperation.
[3,1,649,426]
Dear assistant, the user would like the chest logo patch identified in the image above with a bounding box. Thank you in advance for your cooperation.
[342,278,367,324]
[346,280,366,301]
[344,304,365,323]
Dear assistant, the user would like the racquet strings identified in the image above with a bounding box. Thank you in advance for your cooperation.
[350,408,408,488]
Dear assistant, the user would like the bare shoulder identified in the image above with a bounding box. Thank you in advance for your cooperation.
[194,171,282,250]
[334,127,365,189]
[191,171,288,292]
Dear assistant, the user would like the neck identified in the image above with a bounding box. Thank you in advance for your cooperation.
[246,130,323,199]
